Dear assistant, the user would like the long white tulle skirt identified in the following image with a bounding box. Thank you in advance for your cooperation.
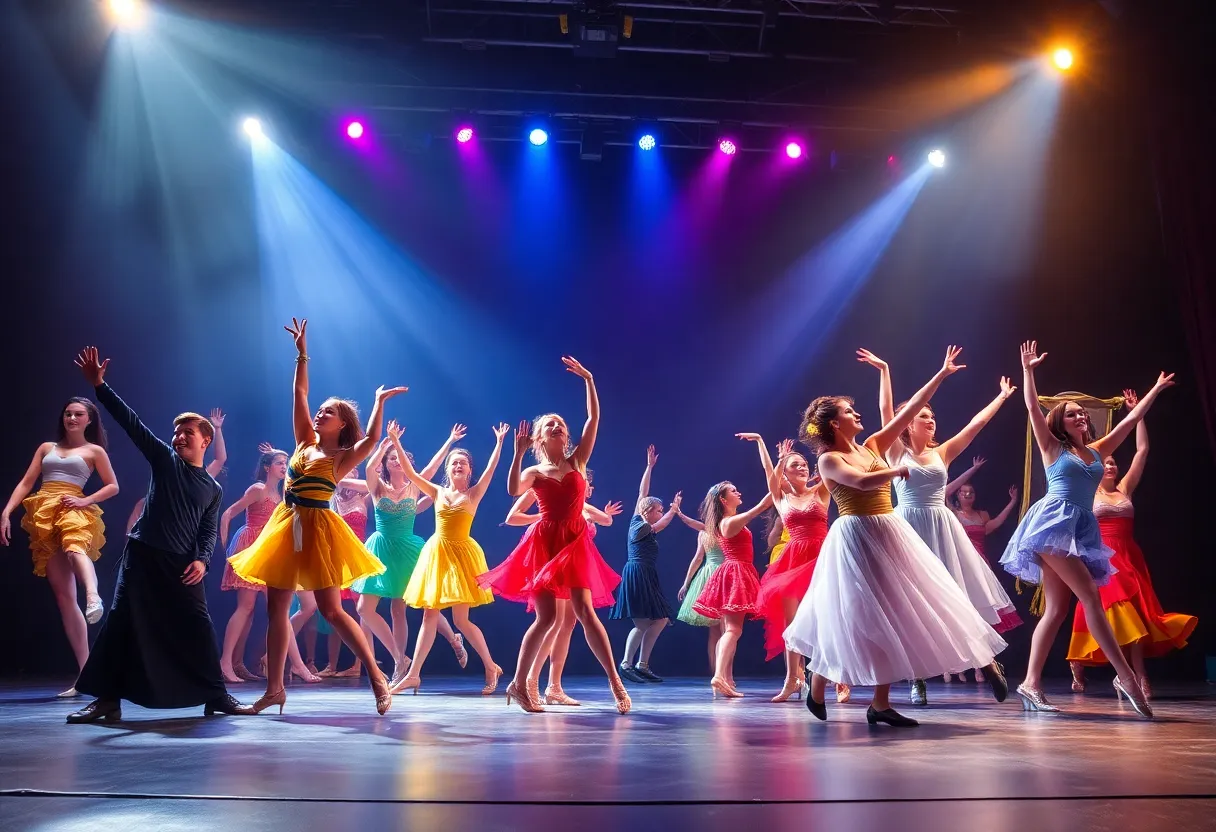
[784,512,1007,687]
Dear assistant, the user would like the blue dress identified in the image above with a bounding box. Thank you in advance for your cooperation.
[1000,447,1116,586]
[610,515,674,620]
[352,497,425,598]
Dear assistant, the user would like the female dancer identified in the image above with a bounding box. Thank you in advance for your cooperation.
[785,346,1008,727]
[691,482,771,698]
[611,445,679,684]
[1,398,119,694]
[480,357,629,714]
[393,424,510,695]
[1065,390,1196,696]
[1000,341,1173,718]
[859,349,1023,705]
[125,408,227,534]
[738,435,840,703]
[353,421,467,686]
[506,472,622,706]
[228,318,402,715]
[676,531,725,675]
[316,472,372,677]
[766,514,788,565]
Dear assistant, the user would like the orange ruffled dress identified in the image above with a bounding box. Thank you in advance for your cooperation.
[21,449,105,577]
[227,444,385,591]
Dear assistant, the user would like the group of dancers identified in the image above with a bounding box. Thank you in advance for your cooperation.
[0,320,1197,726]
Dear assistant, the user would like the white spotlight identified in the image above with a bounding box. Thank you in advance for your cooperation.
[242,118,263,139]
[107,0,146,28]
[927,149,946,168]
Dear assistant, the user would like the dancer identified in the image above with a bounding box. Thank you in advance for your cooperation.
[738,435,841,703]
[611,445,678,684]
[1065,390,1196,697]
[228,318,401,716]
[317,473,371,677]
[391,424,509,695]
[766,514,789,565]
[353,421,467,686]
[786,346,1009,728]
[1000,341,1173,718]
[858,348,1023,705]
[480,357,630,714]
[691,482,771,698]
[676,531,725,676]
[125,408,227,534]
[66,347,251,721]
[1,397,119,696]
[506,471,622,706]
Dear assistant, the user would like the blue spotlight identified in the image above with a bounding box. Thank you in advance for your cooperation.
[928,148,947,168]
[529,128,549,146]
[638,134,657,151]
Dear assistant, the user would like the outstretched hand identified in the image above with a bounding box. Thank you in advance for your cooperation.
[449,424,468,444]
[493,422,511,443]
[735,433,762,443]
[1121,389,1139,410]
[386,420,404,440]
[856,348,888,370]
[603,500,624,518]
[562,356,592,380]
[74,347,109,387]
[941,345,966,376]
[258,441,274,455]
[1008,485,1019,501]
[671,491,683,512]
[375,385,408,402]
[285,318,308,355]
[1151,372,1176,392]
[646,444,658,467]
[973,455,987,469]
[210,408,226,429]
[998,376,1017,399]
[514,421,532,456]
[776,438,795,459]
[1020,340,1046,370]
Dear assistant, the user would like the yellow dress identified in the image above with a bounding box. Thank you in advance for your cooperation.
[769,525,790,565]
[403,503,493,610]
[21,481,106,577]
[228,443,385,591]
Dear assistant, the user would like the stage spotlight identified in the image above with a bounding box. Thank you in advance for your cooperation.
[927,149,946,168]
[456,126,474,143]
[1052,48,1075,71]
[529,128,549,146]
[785,141,804,160]
[107,0,145,27]
[243,118,263,139]
[718,139,737,156]
[346,121,365,140]
[638,133,657,151]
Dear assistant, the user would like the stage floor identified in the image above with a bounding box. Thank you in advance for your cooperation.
[1,676,1213,830]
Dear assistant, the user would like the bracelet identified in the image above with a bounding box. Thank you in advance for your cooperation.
[296,353,310,363]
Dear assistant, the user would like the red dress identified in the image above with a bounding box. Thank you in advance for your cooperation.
[479,471,620,608]
[692,525,761,619]
[220,496,278,592]
[339,509,367,600]
[755,502,828,659]
[962,522,987,557]
[1067,498,1197,665]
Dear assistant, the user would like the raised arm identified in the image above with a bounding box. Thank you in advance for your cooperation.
[638,445,657,504]
[285,319,315,447]
[868,345,965,456]
[507,421,537,498]
[1019,341,1058,460]
[504,490,540,526]
[1115,390,1149,497]
[565,357,600,467]
[468,424,510,506]
[720,492,774,539]
[341,385,408,480]
[857,349,895,426]
[937,377,1017,466]
[1092,372,1173,459]
[363,435,393,500]
[651,492,682,533]
[206,409,227,478]
[819,452,909,492]
[945,456,986,499]
[584,501,622,526]
[0,444,49,545]
[420,424,467,481]
[391,426,440,504]
[675,505,706,532]
[986,486,1018,534]
[219,482,265,547]
[677,535,708,602]
[736,433,781,503]
[75,348,172,465]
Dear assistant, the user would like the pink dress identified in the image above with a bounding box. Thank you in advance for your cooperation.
[755,502,828,659]
[479,471,620,608]
[692,525,761,619]
[339,509,367,600]
[220,496,278,592]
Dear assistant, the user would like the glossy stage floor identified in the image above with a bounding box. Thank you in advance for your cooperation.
[1,676,1213,831]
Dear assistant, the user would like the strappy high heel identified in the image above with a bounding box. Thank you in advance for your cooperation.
[610,678,632,714]
[771,677,803,703]
[482,665,504,696]
[451,634,468,669]
[1114,676,1153,719]
[544,684,581,706]
[390,676,421,696]
[252,689,287,715]
[372,675,393,715]
[506,680,544,713]
[710,677,741,699]
[234,662,261,682]
[835,682,852,704]
[1070,661,1086,693]
[1015,683,1060,713]
[526,678,542,707]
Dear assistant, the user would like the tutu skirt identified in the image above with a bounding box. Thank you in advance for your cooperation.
[405,536,494,610]
[1000,497,1115,587]
[610,559,674,620]
[352,529,424,597]
[479,520,620,609]
[221,524,266,592]
[1067,517,1197,664]
[677,560,722,627]
[692,560,761,619]
[20,482,105,577]
[784,513,1007,687]
[755,535,823,659]
[228,504,385,591]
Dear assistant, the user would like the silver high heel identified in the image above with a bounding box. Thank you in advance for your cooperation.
[1015,683,1060,713]
[1113,676,1153,719]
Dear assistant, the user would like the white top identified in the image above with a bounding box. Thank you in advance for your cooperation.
[42,448,90,488]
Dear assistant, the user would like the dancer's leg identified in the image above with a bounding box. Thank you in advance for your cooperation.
[511,592,557,689]
[451,605,497,685]
[398,608,441,685]
[1039,553,1138,685]
[389,598,409,660]
[263,588,293,697]
[546,602,578,690]
[356,594,404,665]
[65,551,101,612]
[622,618,649,667]
[46,552,88,671]
[314,587,387,691]
[221,589,258,681]
[569,588,622,683]
[711,613,743,692]
[638,617,668,665]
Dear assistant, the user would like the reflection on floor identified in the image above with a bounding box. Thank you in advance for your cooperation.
[1,677,1213,830]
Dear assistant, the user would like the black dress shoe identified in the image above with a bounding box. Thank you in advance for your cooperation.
[806,692,827,721]
[619,664,647,683]
[866,705,919,727]
[204,693,256,716]
[634,666,664,683]
[982,662,1008,703]
[66,699,121,724]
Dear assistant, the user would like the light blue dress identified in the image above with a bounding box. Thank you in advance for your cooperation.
[1000,448,1115,586]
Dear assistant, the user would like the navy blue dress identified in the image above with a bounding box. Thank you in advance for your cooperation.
[610,515,674,620]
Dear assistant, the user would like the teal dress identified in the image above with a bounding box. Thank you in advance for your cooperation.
[677,538,725,627]
[351,497,425,597]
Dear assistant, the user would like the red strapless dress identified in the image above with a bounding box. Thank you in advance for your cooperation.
[692,526,761,619]
[755,503,828,659]
[962,523,987,558]
[479,471,620,608]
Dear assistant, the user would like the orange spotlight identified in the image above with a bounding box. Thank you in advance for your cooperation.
[1052,48,1074,71]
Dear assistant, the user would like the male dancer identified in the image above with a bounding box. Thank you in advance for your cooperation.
[67,346,253,722]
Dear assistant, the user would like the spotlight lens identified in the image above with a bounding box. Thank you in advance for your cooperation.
[346,121,364,139]
[638,134,656,151]
[1052,48,1074,70]
[108,0,144,26]
[927,149,946,168]
[456,127,474,143]
[785,142,804,160]
[529,129,548,146]
[718,139,737,156]
[243,118,263,138]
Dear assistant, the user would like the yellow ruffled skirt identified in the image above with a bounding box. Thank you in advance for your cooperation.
[228,503,384,591]
[21,482,105,577]
[404,535,493,610]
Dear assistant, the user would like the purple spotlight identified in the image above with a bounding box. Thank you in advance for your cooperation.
[785,141,804,160]
[346,121,364,140]
[456,127,474,143]
[718,139,737,156]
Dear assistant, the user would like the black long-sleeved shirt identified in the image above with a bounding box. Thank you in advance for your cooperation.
[95,383,222,566]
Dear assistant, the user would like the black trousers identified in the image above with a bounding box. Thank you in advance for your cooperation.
[77,538,227,708]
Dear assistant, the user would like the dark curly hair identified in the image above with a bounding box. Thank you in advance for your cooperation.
[798,396,853,454]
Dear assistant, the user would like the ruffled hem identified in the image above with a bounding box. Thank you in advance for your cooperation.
[351,530,423,597]
[21,485,106,577]
[993,606,1023,634]
[610,560,674,620]
[404,537,494,610]
[676,561,722,627]
[221,524,267,591]
[756,539,821,659]
[999,498,1115,587]
[692,560,761,619]
[479,521,619,609]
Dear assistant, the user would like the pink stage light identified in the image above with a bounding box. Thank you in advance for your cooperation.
[346,121,365,140]
[718,139,737,156]
[785,141,804,159]
[456,127,474,143]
